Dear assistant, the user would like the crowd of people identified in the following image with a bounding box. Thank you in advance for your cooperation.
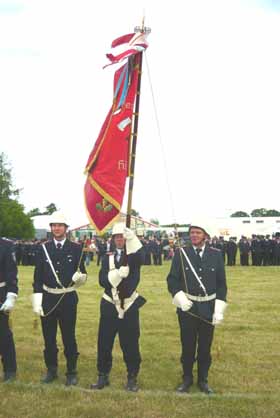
[12,233,280,269]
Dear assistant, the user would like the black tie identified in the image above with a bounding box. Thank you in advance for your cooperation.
[196,248,202,257]
[196,248,202,264]
[57,243,62,250]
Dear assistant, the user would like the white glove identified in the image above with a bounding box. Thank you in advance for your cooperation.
[0,292,17,312]
[108,266,130,287]
[123,227,135,240]
[118,265,130,278]
[72,271,87,288]
[123,227,142,255]
[212,299,227,325]
[108,269,123,288]
[172,290,193,311]
[32,293,44,316]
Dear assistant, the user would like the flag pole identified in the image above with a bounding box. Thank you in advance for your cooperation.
[126,21,151,228]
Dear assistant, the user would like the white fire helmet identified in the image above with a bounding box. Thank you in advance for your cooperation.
[189,219,210,237]
[49,211,69,227]
[112,222,125,236]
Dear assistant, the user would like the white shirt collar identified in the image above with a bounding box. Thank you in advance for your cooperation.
[54,238,66,248]
[192,244,206,257]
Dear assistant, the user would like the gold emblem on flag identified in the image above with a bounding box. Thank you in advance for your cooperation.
[96,198,113,212]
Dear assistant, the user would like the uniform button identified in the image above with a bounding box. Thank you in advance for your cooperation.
[199,268,202,271]
[57,261,60,265]
[56,270,59,273]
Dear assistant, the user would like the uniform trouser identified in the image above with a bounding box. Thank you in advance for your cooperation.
[40,298,78,373]
[97,300,141,376]
[0,313,17,373]
[227,253,235,266]
[240,253,249,265]
[263,253,270,266]
[177,311,214,381]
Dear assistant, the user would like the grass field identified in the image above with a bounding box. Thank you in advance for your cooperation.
[0,260,279,418]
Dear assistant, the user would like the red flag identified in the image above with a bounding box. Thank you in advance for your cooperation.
[84,44,144,233]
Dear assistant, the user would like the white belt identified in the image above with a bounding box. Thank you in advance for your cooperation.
[0,282,6,288]
[43,284,76,294]
[103,291,139,318]
[186,292,216,302]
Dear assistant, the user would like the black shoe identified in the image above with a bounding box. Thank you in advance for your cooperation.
[176,376,193,393]
[65,373,78,386]
[125,375,139,392]
[90,374,110,390]
[41,368,58,384]
[3,371,16,382]
[198,380,214,395]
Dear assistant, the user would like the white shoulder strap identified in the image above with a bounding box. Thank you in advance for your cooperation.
[42,244,64,289]
[180,247,207,296]
[109,254,116,271]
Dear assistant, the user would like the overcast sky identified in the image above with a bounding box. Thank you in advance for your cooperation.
[1,0,280,228]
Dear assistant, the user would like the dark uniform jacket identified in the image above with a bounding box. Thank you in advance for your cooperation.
[0,239,18,306]
[33,239,86,312]
[99,249,145,310]
[167,245,227,321]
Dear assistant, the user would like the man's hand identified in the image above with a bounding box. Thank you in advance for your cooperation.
[118,266,130,278]
[123,228,142,255]
[173,290,193,311]
[0,292,17,313]
[32,293,44,316]
[72,271,87,288]
[212,299,227,325]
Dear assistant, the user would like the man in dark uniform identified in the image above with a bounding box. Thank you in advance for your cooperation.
[167,221,227,394]
[32,211,87,386]
[262,235,272,266]
[0,238,18,381]
[227,237,237,266]
[273,235,280,265]
[90,222,145,392]
[238,236,250,266]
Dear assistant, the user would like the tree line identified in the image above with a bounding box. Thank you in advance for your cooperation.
[0,153,57,239]
[231,209,280,217]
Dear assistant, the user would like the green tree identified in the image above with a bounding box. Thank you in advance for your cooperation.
[230,211,250,217]
[0,199,34,239]
[0,152,34,238]
[131,209,139,217]
[0,152,20,199]
[251,208,268,217]
[45,203,57,215]
[27,208,42,217]
[266,209,280,217]
[150,218,160,225]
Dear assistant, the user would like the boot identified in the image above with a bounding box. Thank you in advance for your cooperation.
[198,380,213,394]
[65,355,78,386]
[90,374,110,390]
[197,375,213,395]
[41,367,58,384]
[176,375,193,393]
[3,371,16,383]
[125,374,139,392]
[65,371,78,386]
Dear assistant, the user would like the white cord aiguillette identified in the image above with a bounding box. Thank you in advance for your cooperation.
[180,247,207,296]
[42,244,64,289]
